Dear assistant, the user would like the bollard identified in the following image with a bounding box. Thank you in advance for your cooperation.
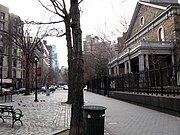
[82,105,106,135]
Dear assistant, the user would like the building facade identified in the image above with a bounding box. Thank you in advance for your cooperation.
[8,13,23,88]
[109,0,180,76]
[0,4,24,89]
[0,4,9,86]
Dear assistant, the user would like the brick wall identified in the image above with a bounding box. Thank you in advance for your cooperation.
[131,4,164,37]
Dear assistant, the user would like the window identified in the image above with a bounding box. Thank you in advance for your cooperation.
[13,49,17,55]
[140,16,144,27]
[0,21,5,30]
[0,12,5,20]
[13,59,17,67]
[158,26,165,41]
[13,69,16,78]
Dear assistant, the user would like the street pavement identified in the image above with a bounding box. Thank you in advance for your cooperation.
[0,89,180,135]
[84,91,180,135]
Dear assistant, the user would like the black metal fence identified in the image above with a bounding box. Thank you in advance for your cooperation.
[87,65,180,97]
[0,94,12,103]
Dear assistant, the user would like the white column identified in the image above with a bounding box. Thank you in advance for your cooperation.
[128,60,131,73]
[139,54,145,71]
[145,54,149,70]
[124,62,128,74]
[171,53,175,65]
[116,64,119,75]
[108,67,111,75]
[113,67,116,76]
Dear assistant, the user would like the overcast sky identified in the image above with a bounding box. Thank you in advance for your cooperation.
[0,0,139,67]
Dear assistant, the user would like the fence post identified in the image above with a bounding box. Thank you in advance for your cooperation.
[146,69,149,95]
[128,73,130,93]
[160,66,164,96]
[106,76,109,96]
[136,73,139,94]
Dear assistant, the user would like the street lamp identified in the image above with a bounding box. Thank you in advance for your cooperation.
[34,56,39,102]
[0,50,3,93]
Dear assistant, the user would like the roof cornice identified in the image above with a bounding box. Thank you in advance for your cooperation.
[139,1,168,10]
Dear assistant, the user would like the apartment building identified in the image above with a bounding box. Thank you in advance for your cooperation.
[0,4,9,83]
[0,4,24,88]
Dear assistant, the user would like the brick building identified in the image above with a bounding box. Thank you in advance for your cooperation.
[109,0,180,76]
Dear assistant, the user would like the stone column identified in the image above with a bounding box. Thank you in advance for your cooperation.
[124,62,128,74]
[145,54,149,70]
[171,51,175,65]
[108,67,111,75]
[128,60,131,73]
[116,64,119,75]
[139,54,145,71]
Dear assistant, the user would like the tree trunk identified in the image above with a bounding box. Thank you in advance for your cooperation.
[69,0,84,134]
[24,55,31,95]
[65,16,74,104]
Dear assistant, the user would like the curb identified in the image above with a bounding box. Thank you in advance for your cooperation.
[52,129,70,135]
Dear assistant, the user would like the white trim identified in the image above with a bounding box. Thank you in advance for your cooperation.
[139,1,167,10]
[140,16,145,27]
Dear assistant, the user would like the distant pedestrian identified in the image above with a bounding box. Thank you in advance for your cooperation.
[46,84,49,90]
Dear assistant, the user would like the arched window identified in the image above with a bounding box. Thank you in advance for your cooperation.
[158,27,165,41]
[140,16,144,27]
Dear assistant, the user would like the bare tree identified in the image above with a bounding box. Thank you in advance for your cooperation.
[38,0,75,104]
[38,0,84,134]
[84,41,110,82]
[69,0,84,134]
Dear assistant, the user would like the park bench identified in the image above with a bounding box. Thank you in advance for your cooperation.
[0,104,23,127]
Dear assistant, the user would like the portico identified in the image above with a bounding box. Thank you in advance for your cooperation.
[109,40,175,76]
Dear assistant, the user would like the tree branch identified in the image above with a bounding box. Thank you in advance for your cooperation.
[25,20,64,25]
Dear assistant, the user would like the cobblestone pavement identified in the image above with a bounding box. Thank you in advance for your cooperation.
[0,90,111,135]
[0,89,71,135]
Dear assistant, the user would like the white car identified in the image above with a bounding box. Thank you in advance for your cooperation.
[63,85,68,90]
[49,85,56,92]
[83,85,87,90]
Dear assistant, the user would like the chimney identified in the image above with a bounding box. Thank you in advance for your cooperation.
[139,0,178,4]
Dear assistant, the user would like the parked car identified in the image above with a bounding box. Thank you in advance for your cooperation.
[41,86,46,92]
[1,88,11,94]
[83,85,87,90]
[8,87,17,94]
[49,85,56,92]
[63,85,68,90]
[17,88,26,94]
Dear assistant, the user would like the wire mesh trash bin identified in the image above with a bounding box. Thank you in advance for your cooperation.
[82,105,106,135]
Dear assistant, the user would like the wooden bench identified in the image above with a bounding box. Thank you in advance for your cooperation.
[0,104,23,127]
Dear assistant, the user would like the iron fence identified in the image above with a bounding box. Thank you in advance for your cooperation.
[87,65,180,97]
[0,93,12,103]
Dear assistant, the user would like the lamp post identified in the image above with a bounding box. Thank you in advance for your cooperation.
[0,50,2,93]
[34,56,38,102]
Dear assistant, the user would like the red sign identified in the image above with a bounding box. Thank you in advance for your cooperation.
[37,67,41,76]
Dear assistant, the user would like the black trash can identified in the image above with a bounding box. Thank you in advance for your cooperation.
[82,105,106,135]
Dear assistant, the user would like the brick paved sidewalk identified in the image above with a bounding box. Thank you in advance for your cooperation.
[0,90,71,135]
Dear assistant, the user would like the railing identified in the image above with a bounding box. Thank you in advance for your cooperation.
[0,93,12,103]
[87,65,180,97]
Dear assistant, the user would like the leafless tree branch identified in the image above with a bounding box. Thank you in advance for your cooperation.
[25,20,64,25]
